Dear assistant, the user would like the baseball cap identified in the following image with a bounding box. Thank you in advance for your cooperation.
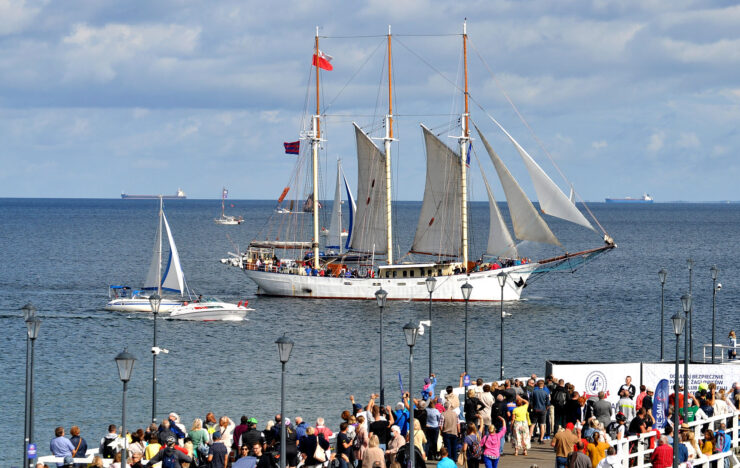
[424,377,431,384]
[248,417,258,424]
[212,431,221,440]
[166,435,176,445]
[566,423,575,430]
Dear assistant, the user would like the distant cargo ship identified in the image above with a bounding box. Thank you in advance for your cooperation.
[605,193,653,204]
[121,188,186,200]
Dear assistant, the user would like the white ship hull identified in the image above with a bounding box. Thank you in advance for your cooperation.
[105,298,183,312]
[168,301,251,321]
[244,264,535,301]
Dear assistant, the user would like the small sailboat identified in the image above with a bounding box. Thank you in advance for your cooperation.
[106,197,186,312]
[214,188,244,225]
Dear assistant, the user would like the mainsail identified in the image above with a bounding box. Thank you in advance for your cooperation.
[482,173,518,258]
[343,168,356,250]
[144,211,185,295]
[490,118,595,231]
[475,124,561,247]
[410,125,463,257]
[327,161,343,250]
[350,124,388,254]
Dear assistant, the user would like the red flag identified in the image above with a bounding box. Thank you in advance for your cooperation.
[313,49,333,71]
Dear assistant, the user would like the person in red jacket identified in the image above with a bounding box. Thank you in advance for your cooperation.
[650,436,673,468]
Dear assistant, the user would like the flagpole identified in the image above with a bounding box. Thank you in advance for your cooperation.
[312,26,321,269]
[384,25,394,265]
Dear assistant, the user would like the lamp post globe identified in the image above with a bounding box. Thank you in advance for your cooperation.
[275,333,294,468]
[658,268,667,360]
[710,265,719,363]
[114,348,136,468]
[671,309,685,468]
[375,287,387,406]
[425,277,436,377]
[497,271,507,380]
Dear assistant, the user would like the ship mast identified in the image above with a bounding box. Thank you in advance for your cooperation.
[157,195,163,297]
[384,25,395,265]
[460,21,470,270]
[312,27,321,268]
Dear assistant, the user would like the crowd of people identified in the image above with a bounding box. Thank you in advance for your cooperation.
[43,372,739,468]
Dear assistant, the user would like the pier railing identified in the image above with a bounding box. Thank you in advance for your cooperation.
[701,343,739,363]
[609,409,740,468]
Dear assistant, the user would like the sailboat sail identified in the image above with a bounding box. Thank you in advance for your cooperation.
[144,212,185,295]
[410,125,463,257]
[475,124,561,247]
[489,118,595,231]
[327,162,343,250]
[349,124,388,254]
[482,173,518,258]
[343,169,356,250]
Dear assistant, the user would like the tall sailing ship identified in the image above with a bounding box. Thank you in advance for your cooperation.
[221,24,615,301]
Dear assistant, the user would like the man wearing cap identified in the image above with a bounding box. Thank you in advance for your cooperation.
[148,435,192,468]
[551,423,579,468]
[242,418,266,455]
[209,431,229,468]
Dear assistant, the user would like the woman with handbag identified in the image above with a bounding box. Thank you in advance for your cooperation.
[299,426,331,468]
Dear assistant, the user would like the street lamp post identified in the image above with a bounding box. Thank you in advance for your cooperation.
[276,334,294,468]
[22,302,36,468]
[497,272,507,380]
[658,269,667,361]
[461,281,473,403]
[680,294,692,417]
[710,266,719,363]
[687,258,693,361]
[114,349,137,468]
[24,309,41,468]
[671,309,686,468]
[425,277,436,377]
[149,293,162,423]
[403,322,419,468]
[376,288,388,406]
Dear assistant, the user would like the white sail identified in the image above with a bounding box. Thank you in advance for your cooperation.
[490,119,595,231]
[349,124,388,254]
[569,185,576,204]
[342,168,357,250]
[475,124,561,247]
[327,161,343,250]
[144,211,185,295]
[482,173,518,258]
[410,125,462,257]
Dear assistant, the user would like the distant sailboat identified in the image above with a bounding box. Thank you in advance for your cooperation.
[321,161,356,253]
[215,187,244,225]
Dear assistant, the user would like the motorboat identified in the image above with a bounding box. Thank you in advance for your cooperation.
[167,298,252,321]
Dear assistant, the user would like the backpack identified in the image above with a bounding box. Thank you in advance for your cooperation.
[714,431,726,454]
[553,389,567,407]
[606,422,620,440]
[163,452,177,468]
[352,434,361,451]
[102,437,117,459]
[469,435,483,459]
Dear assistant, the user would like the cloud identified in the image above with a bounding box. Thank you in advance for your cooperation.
[677,132,700,149]
[647,131,665,152]
[592,140,607,149]
[0,0,40,36]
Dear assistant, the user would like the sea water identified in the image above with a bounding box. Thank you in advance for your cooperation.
[0,198,737,465]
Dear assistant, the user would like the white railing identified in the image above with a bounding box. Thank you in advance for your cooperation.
[37,448,153,467]
[702,343,739,363]
[608,410,740,468]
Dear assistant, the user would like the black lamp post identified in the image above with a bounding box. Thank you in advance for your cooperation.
[671,309,686,468]
[22,303,36,468]
[24,307,40,468]
[680,294,691,416]
[710,265,719,363]
[461,280,472,380]
[497,272,507,380]
[115,348,136,468]
[148,293,162,423]
[659,268,667,360]
[375,288,388,406]
[276,334,294,468]
[425,276,436,377]
[403,322,419,468]
[687,258,694,361]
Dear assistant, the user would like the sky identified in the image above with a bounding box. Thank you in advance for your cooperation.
[1,0,739,201]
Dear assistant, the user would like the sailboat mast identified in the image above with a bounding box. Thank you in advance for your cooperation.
[157,195,163,297]
[460,21,470,269]
[384,25,394,265]
[312,27,321,268]
[221,188,226,217]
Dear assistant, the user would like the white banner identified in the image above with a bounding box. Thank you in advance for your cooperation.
[548,361,642,407]
[642,363,740,394]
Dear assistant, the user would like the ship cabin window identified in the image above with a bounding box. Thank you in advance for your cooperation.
[438,269,442,276]
[393,271,397,278]
[410,270,415,278]
[428,269,432,276]
[403,270,408,278]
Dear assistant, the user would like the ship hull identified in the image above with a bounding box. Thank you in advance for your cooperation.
[604,198,653,204]
[121,195,187,199]
[243,264,534,301]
